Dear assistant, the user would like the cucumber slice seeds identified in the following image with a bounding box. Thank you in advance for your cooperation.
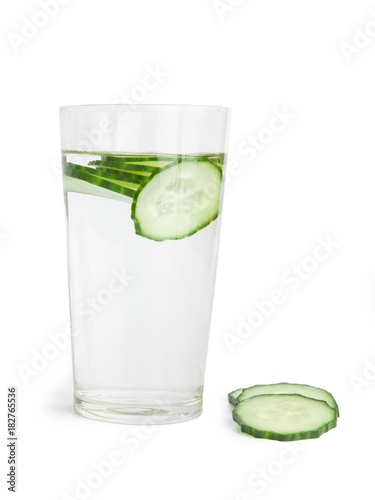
[63,153,224,242]
[229,383,339,441]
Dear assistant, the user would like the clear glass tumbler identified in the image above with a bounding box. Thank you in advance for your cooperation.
[60,104,231,424]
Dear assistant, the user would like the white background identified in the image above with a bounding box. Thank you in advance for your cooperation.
[2,0,375,498]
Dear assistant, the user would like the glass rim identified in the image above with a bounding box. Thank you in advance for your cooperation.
[59,103,231,113]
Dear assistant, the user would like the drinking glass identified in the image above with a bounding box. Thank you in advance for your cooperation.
[60,104,231,424]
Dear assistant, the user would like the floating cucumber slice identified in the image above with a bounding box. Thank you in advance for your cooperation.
[64,162,140,199]
[236,383,339,417]
[233,394,337,441]
[88,160,166,173]
[131,159,222,241]
[228,388,243,406]
[88,166,151,184]
[63,175,132,203]
[64,163,142,187]
[101,155,222,169]
[95,167,151,182]
[101,154,177,163]
[63,155,224,241]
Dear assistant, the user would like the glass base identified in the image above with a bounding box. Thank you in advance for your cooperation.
[74,389,203,425]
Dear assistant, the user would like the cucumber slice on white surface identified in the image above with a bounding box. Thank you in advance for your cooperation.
[233,394,337,441]
[228,388,243,406]
[236,383,339,417]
